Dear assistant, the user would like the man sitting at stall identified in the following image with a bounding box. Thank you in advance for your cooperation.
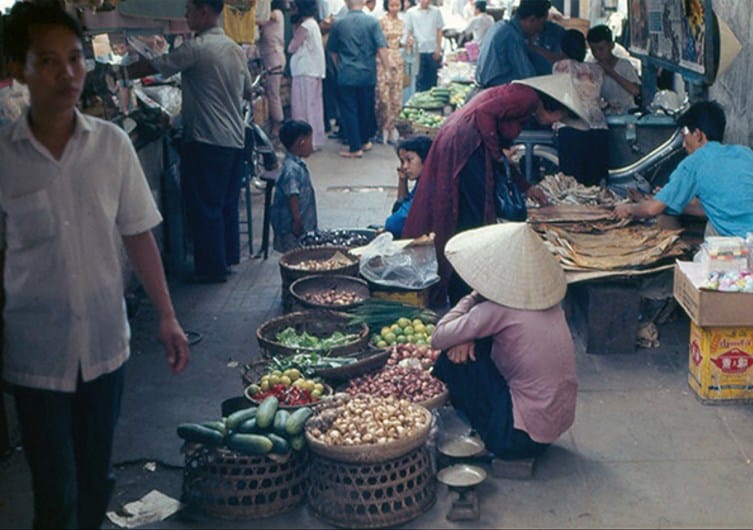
[614,101,753,238]
[431,223,577,460]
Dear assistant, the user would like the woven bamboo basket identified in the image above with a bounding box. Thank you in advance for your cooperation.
[410,123,441,139]
[256,310,369,359]
[304,406,432,464]
[307,445,437,528]
[278,246,359,312]
[182,445,308,519]
[289,274,370,311]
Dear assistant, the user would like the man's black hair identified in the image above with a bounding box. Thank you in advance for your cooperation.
[516,0,551,19]
[192,0,224,15]
[678,100,726,143]
[586,24,613,44]
[560,28,586,62]
[279,119,314,149]
[295,0,318,18]
[271,0,288,12]
[396,135,433,162]
[474,0,487,13]
[3,0,84,64]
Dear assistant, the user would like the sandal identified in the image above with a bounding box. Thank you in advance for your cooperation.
[339,150,364,158]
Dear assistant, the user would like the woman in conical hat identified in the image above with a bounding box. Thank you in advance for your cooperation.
[401,73,588,308]
[431,223,577,460]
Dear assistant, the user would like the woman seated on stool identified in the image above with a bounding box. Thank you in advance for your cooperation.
[431,223,577,460]
[384,135,433,237]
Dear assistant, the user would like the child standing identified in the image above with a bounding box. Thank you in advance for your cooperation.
[385,135,432,237]
[271,120,318,252]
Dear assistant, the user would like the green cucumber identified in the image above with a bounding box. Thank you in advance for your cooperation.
[285,407,314,436]
[227,433,274,456]
[273,410,291,436]
[266,433,291,454]
[200,420,227,436]
[177,423,225,446]
[256,396,279,430]
[225,407,257,431]
[289,434,306,451]
[237,417,258,434]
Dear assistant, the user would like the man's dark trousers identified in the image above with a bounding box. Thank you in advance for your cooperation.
[338,84,377,152]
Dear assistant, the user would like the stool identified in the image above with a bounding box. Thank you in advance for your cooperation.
[254,170,279,260]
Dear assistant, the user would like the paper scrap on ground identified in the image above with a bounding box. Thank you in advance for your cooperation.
[106,490,182,529]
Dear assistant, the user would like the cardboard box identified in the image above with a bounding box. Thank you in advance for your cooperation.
[673,260,753,327]
[688,322,753,402]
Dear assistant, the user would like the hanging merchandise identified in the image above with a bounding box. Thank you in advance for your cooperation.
[224,3,256,44]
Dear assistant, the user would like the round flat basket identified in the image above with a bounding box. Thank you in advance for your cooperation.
[314,348,391,384]
[244,383,333,410]
[304,406,432,464]
[307,445,437,528]
[289,275,370,311]
[298,229,378,249]
[182,445,308,520]
[256,310,369,359]
[279,246,359,312]
[416,389,448,410]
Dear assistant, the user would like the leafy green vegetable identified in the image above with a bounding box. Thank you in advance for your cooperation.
[274,327,362,352]
[270,353,356,378]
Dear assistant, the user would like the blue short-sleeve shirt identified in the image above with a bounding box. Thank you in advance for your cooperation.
[655,142,753,237]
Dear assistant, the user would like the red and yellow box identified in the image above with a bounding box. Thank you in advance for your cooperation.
[688,322,753,402]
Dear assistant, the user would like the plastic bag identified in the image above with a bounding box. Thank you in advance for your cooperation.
[358,232,439,290]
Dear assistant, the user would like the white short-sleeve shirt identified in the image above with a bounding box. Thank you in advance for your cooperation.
[0,110,162,392]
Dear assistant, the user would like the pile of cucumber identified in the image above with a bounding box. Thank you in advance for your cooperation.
[177,396,313,457]
[406,87,451,109]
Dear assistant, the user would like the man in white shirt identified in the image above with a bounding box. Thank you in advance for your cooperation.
[463,0,494,43]
[1,3,189,528]
[403,0,445,91]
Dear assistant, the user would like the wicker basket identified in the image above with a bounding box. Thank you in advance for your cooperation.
[304,406,432,464]
[244,383,334,410]
[279,246,359,312]
[182,445,308,520]
[307,445,437,528]
[416,389,448,410]
[313,348,391,384]
[256,310,369,359]
[289,274,370,311]
[411,123,441,139]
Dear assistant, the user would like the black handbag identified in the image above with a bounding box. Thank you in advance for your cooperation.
[494,156,527,221]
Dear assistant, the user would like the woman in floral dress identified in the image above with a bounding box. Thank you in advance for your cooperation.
[376,0,405,144]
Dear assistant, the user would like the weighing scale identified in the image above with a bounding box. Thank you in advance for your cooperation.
[437,435,488,521]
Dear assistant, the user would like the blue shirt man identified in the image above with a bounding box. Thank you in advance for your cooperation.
[615,101,753,238]
[327,0,388,156]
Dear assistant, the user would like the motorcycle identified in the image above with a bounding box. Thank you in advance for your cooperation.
[510,91,690,196]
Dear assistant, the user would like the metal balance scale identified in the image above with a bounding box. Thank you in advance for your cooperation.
[436,435,488,521]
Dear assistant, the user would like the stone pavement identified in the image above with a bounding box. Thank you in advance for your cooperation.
[1,138,753,529]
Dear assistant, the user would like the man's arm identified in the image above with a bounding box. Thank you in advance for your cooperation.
[122,231,189,374]
[377,46,390,70]
[288,195,303,236]
[601,60,640,97]
[614,198,667,219]
[126,59,158,79]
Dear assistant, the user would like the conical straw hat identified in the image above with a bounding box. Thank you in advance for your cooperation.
[513,74,590,131]
[444,223,567,310]
[714,14,741,80]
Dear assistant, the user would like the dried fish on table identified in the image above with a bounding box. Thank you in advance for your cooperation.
[527,173,624,208]
[540,225,690,271]
[527,204,615,224]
